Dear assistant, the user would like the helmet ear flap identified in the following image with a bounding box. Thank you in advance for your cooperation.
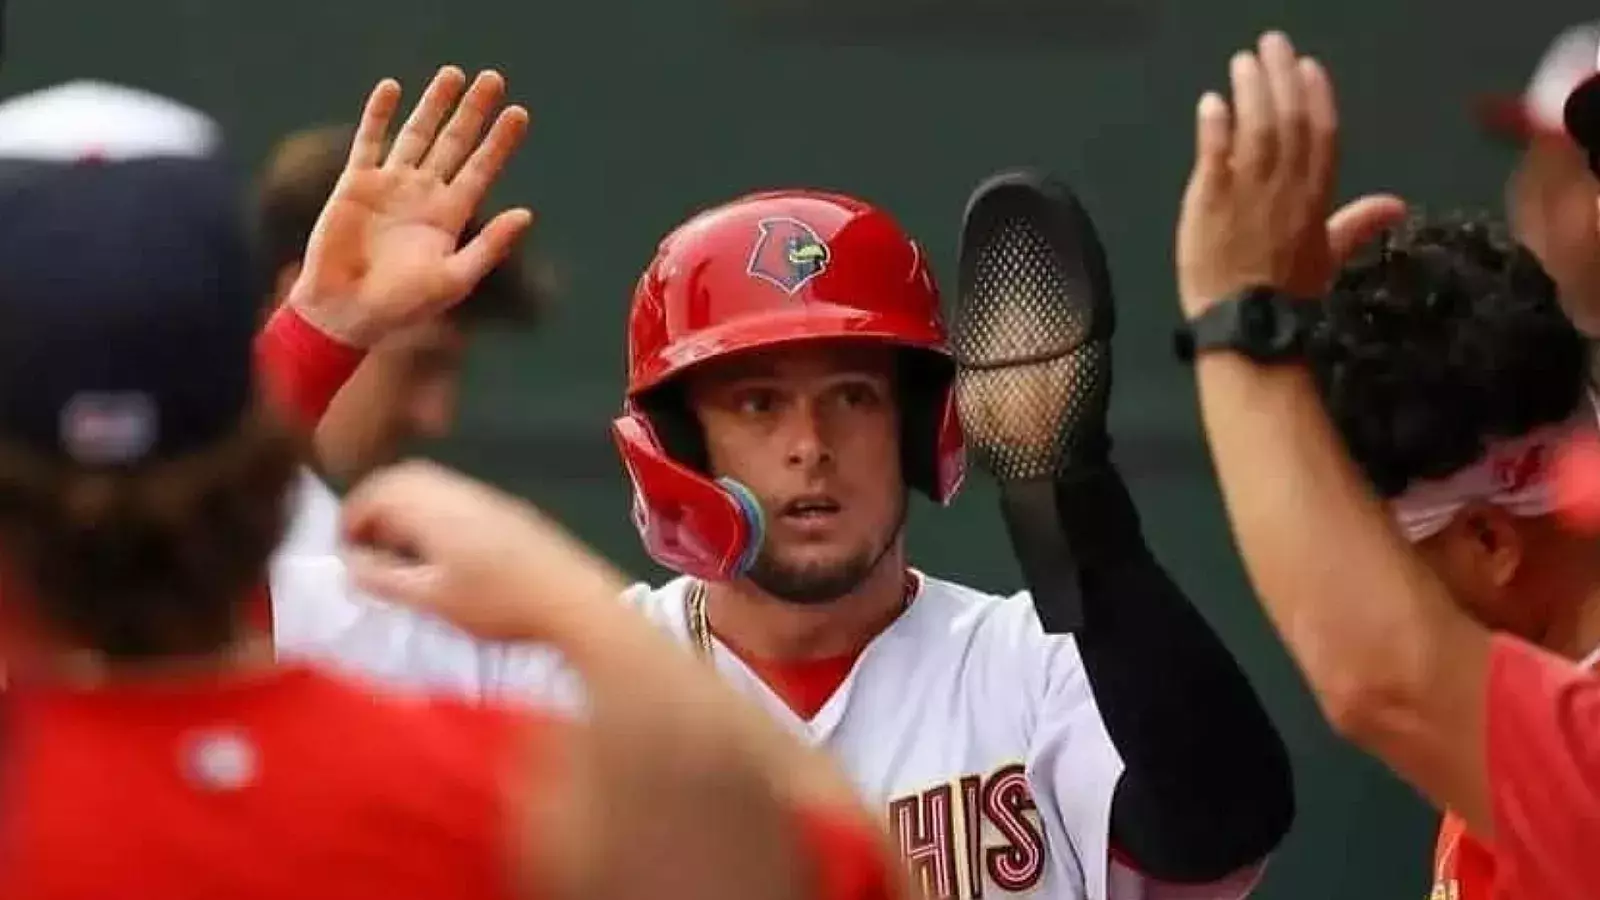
[610,409,764,581]
[898,350,966,505]
[635,383,708,472]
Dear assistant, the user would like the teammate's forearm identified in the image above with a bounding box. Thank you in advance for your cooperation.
[486,552,865,816]
[1195,353,1491,820]
[1063,468,1292,881]
[497,566,893,900]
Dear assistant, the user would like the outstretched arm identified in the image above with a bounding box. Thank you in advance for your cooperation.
[952,168,1293,883]
[256,66,532,432]
[1175,30,1490,831]
[1057,466,1293,883]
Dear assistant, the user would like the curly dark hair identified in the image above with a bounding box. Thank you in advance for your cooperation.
[1307,214,1590,498]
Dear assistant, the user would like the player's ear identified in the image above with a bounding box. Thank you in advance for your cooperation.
[1459,504,1524,590]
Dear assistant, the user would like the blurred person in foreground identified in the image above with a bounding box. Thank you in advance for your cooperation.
[0,75,902,900]
[1172,29,1600,900]
[1303,216,1598,900]
[1478,22,1600,335]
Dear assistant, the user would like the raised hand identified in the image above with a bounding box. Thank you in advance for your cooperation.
[288,66,533,347]
[1175,31,1404,318]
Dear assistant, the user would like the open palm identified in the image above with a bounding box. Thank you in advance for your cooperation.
[290,67,533,347]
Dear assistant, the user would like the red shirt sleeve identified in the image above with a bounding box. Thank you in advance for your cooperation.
[791,803,901,900]
[255,304,366,430]
[1485,632,1600,900]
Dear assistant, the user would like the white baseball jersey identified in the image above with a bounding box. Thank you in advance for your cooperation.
[269,514,1266,900]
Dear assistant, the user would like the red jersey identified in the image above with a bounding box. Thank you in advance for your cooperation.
[1430,810,1495,900]
[1428,636,1600,900]
[0,664,536,900]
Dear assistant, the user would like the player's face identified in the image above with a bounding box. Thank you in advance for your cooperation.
[688,341,906,605]
[1508,137,1600,334]
[313,320,467,483]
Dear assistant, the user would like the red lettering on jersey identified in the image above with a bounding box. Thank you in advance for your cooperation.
[888,784,958,900]
[887,764,1046,899]
[958,775,985,899]
[981,763,1045,892]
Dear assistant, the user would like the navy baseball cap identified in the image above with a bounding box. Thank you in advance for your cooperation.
[0,82,262,467]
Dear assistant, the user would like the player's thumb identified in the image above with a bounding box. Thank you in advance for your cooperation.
[444,207,534,303]
[343,546,447,608]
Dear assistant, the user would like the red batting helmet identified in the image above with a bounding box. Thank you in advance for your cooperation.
[611,189,966,581]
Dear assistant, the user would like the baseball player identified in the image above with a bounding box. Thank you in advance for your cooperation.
[255,121,550,607]
[1175,29,1600,900]
[0,76,903,900]
[250,66,570,678]
[1301,213,1600,900]
[256,120,549,498]
[269,138,1293,900]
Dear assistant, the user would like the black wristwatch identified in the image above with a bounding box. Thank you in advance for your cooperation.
[1173,285,1320,364]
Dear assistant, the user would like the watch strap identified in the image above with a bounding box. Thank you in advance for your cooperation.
[1173,286,1320,363]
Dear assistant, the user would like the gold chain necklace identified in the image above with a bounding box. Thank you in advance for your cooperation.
[686,579,715,658]
[684,573,919,658]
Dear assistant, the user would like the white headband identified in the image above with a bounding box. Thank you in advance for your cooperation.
[1390,392,1600,543]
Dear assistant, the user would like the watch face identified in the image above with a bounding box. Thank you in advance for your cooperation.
[1173,286,1311,364]
[1238,290,1276,343]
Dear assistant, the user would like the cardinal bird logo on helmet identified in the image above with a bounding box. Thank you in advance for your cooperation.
[746,217,830,295]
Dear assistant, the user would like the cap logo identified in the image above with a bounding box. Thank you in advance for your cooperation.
[746,217,830,295]
[1491,443,1550,493]
[60,391,157,464]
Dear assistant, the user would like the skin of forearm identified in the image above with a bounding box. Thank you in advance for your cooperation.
[1195,354,1490,824]
[493,549,868,814]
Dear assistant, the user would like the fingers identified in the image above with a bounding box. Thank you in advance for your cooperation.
[423,70,507,180]
[340,459,446,545]
[1257,32,1307,177]
[445,208,535,296]
[385,66,469,169]
[1326,194,1408,263]
[1299,56,1341,207]
[344,546,445,604]
[1229,50,1276,176]
[1191,91,1234,189]
[448,104,532,210]
[349,79,402,169]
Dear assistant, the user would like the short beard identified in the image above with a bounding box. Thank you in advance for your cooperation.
[745,498,906,606]
[747,547,880,605]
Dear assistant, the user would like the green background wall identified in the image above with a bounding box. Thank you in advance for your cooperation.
[8,1,1591,895]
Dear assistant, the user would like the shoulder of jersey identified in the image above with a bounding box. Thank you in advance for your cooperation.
[917,573,1039,626]
[621,574,1037,615]
[620,578,693,610]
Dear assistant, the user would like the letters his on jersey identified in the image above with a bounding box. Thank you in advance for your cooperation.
[888,762,1047,899]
